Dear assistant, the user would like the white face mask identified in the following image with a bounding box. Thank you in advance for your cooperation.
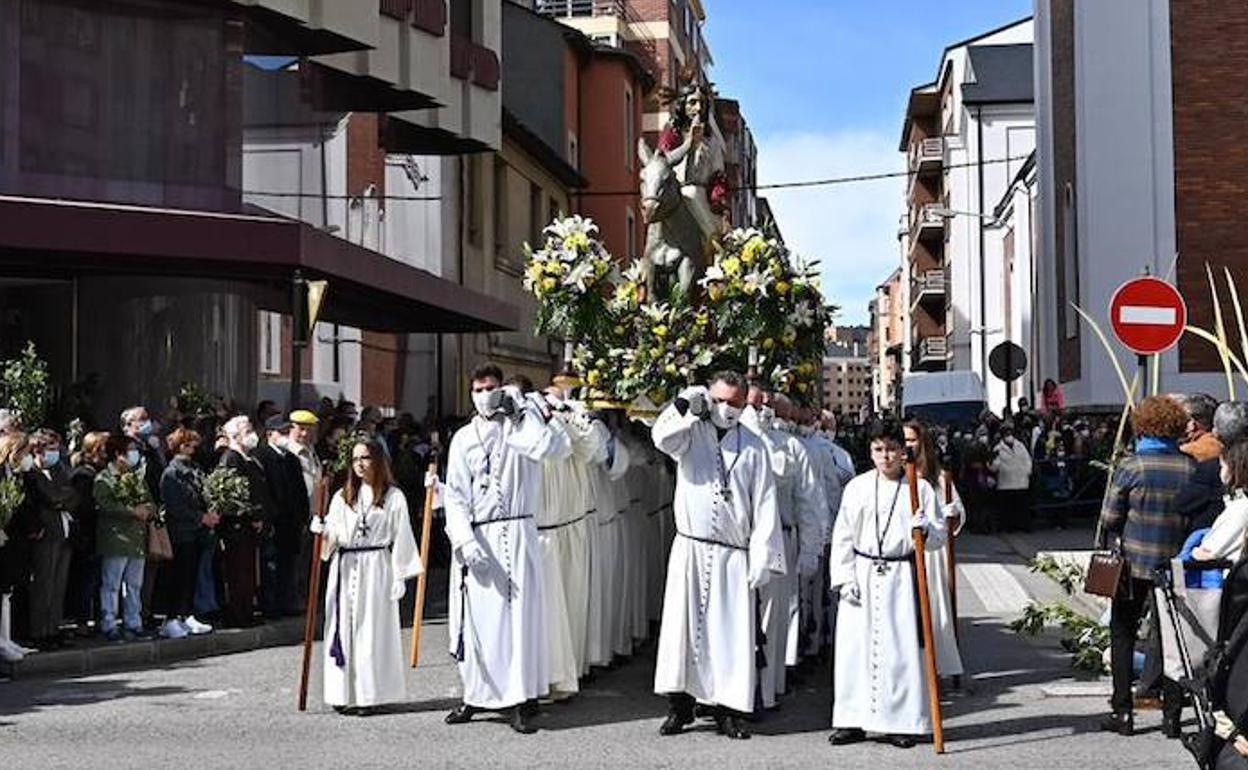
[472,389,497,419]
[758,405,776,427]
[710,402,742,430]
[242,432,259,451]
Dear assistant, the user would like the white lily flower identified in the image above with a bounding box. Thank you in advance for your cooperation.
[544,214,598,241]
[743,268,770,297]
[563,260,596,293]
[788,302,815,327]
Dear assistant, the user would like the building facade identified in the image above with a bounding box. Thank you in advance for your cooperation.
[869,269,906,414]
[898,18,1035,414]
[823,342,872,422]
[1032,0,1239,408]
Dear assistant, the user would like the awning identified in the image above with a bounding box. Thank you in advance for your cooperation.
[0,195,519,334]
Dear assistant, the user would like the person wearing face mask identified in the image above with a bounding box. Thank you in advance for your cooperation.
[158,428,217,638]
[651,370,784,740]
[254,415,309,618]
[23,429,80,650]
[216,415,274,628]
[990,423,1033,532]
[740,385,826,709]
[0,433,34,659]
[581,408,632,672]
[442,363,567,734]
[120,406,164,504]
[94,435,157,642]
[790,400,842,661]
[827,420,945,749]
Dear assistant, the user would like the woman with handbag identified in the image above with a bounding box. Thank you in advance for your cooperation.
[1097,395,1196,737]
[158,427,218,638]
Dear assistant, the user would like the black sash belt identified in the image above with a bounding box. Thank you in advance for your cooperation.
[677,530,747,551]
[537,510,591,531]
[471,514,533,529]
[849,548,925,649]
[339,543,391,554]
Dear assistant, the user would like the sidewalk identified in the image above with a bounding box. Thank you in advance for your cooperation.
[995,521,1108,619]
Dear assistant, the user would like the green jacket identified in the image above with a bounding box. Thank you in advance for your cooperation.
[94,465,148,559]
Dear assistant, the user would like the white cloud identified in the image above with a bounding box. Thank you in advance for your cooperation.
[756,129,905,326]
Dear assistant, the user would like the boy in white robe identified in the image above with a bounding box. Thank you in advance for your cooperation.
[652,371,785,740]
[442,365,566,734]
[828,421,945,749]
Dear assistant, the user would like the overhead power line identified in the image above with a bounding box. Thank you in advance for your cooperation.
[240,154,1032,202]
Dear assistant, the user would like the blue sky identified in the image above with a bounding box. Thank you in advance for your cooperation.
[704,0,1031,325]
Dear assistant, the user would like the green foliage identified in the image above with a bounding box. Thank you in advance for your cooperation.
[0,474,25,530]
[331,431,372,477]
[112,469,152,508]
[1011,555,1108,674]
[176,381,217,418]
[203,467,255,518]
[1,341,52,429]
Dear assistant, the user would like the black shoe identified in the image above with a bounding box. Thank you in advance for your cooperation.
[714,713,751,740]
[1162,713,1182,740]
[444,704,478,725]
[829,728,867,745]
[659,711,694,736]
[881,734,916,749]
[1099,711,1134,736]
[509,706,537,735]
[332,705,354,716]
[519,699,539,717]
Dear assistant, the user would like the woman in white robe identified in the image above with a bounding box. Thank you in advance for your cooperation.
[829,421,945,747]
[904,421,965,679]
[313,437,422,714]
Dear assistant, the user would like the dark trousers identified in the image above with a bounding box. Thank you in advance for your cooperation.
[261,538,298,616]
[64,550,98,626]
[221,529,259,627]
[29,536,71,640]
[994,488,1033,532]
[1111,577,1181,716]
[163,540,201,618]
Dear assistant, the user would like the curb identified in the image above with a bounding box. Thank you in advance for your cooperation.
[1,619,305,681]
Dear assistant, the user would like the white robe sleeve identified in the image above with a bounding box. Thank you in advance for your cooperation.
[320,492,347,561]
[607,433,632,481]
[916,478,947,551]
[567,411,609,465]
[828,478,859,591]
[939,473,966,536]
[443,431,476,552]
[652,402,701,460]
[388,488,424,580]
[506,403,566,462]
[748,449,786,581]
[791,442,828,561]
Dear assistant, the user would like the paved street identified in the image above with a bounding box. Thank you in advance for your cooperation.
[0,532,1195,769]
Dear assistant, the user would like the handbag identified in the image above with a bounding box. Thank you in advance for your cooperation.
[146,508,174,562]
[1084,550,1125,598]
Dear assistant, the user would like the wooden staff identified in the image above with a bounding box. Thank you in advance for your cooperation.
[297,476,330,712]
[907,451,945,754]
[409,451,441,667]
[942,469,959,644]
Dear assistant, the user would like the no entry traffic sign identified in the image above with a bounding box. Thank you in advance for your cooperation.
[1109,277,1187,355]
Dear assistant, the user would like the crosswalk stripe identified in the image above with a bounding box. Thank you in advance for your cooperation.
[961,562,1031,614]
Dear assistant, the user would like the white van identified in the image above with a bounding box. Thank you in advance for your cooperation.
[901,371,986,426]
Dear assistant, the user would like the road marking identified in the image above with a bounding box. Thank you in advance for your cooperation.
[961,563,1031,614]
[1119,306,1176,325]
[193,689,239,700]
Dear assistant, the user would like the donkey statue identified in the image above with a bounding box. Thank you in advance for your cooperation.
[637,138,708,302]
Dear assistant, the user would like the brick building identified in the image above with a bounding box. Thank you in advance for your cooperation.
[1033,0,1244,407]
[823,341,872,423]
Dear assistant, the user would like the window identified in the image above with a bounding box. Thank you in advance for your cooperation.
[567,131,579,170]
[259,311,281,375]
[530,183,544,248]
[624,86,635,171]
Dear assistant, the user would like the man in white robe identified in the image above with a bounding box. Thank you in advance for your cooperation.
[828,421,945,749]
[442,365,566,734]
[652,371,785,740]
[585,426,629,669]
[741,386,825,708]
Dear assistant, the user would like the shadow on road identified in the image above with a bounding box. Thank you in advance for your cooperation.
[0,678,188,718]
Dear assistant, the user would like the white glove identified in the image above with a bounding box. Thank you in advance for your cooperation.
[747,564,771,591]
[525,391,552,420]
[910,513,930,533]
[309,516,325,535]
[840,581,862,606]
[459,540,494,578]
[390,580,406,601]
[798,552,820,577]
[677,386,709,418]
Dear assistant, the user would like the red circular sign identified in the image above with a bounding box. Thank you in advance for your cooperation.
[1109,277,1187,355]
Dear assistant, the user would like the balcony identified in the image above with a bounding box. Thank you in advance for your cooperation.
[909,203,945,243]
[912,336,948,371]
[910,268,946,312]
[536,0,628,17]
[909,137,943,174]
